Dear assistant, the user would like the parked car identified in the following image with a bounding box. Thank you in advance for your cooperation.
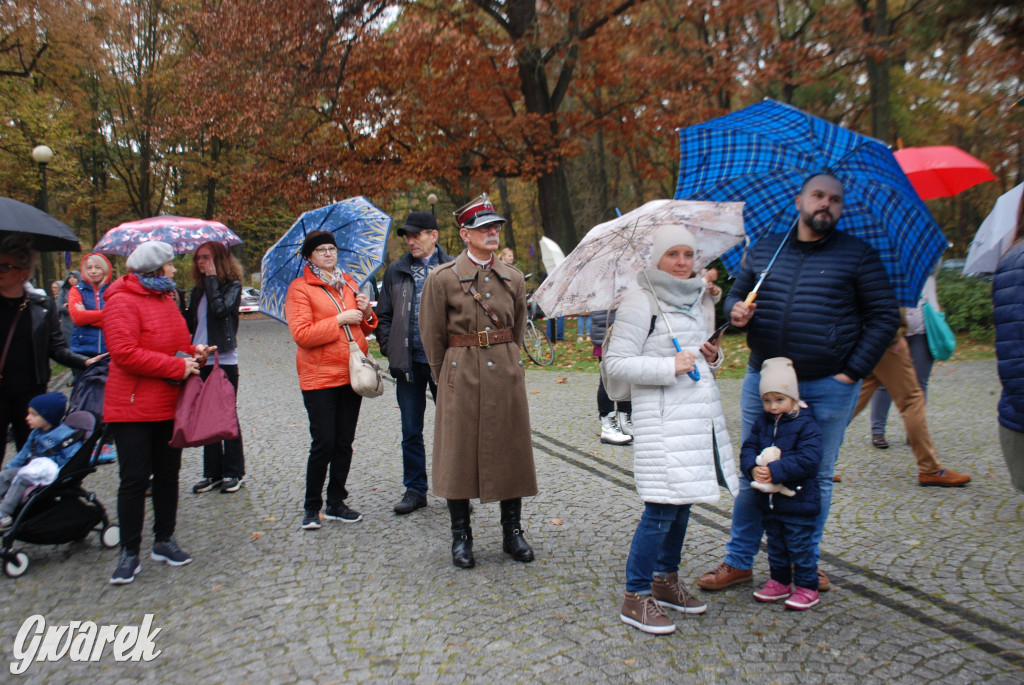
[239,287,260,313]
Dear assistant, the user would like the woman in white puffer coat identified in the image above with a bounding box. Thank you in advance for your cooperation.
[605,224,739,635]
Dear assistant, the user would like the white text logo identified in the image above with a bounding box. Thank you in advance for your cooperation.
[11,614,161,675]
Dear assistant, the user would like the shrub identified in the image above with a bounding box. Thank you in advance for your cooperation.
[936,271,993,337]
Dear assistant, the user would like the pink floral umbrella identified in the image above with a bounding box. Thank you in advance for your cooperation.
[93,216,242,256]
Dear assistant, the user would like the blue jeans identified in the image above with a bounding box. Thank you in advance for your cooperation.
[625,502,692,593]
[578,315,591,337]
[395,361,435,496]
[764,514,819,589]
[547,317,565,341]
[723,367,860,570]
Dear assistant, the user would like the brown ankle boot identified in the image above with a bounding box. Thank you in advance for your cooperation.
[651,573,707,614]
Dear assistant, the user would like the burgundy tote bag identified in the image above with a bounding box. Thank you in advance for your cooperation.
[169,353,240,449]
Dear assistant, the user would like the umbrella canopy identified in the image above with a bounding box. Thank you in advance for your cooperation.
[94,216,242,256]
[531,200,745,318]
[0,197,80,252]
[893,145,996,200]
[674,99,947,306]
[259,197,392,324]
[964,182,1024,276]
[539,236,565,274]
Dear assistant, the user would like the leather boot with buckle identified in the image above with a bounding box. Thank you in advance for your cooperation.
[447,499,474,568]
[499,498,534,562]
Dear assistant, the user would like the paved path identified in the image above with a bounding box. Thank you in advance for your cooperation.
[1,317,1021,683]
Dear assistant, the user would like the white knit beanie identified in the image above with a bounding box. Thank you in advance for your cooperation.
[759,357,801,403]
[649,225,697,266]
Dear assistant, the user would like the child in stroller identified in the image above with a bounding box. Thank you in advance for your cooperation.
[0,362,119,578]
[0,393,83,529]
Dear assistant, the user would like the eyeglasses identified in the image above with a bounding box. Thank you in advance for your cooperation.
[469,224,502,234]
[0,263,25,273]
[313,246,338,256]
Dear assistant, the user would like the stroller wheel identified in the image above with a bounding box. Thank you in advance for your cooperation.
[4,551,29,578]
[101,525,120,549]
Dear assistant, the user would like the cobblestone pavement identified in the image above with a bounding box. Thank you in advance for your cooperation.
[1,316,1021,683]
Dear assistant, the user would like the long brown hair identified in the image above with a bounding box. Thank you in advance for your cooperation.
[192,241,242,285]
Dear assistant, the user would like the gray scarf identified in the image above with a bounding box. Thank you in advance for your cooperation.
[638,268,704,315]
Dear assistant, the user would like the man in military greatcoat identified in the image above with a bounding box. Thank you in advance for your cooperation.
[419,194,537,568]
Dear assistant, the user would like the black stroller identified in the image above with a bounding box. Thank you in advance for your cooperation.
[1,360,120,578]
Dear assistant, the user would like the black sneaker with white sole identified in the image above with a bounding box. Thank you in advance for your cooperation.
[220,477,243,493]
[324,503,362,523]
[151,539,192,566]
[192,477,222,494]
[301,511,321,530]
[110,552,141,585]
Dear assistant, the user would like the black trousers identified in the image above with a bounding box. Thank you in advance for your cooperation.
[301,384,362,513]
[200,363,245,480]
[0,384,46,465]
[113,421,182,555]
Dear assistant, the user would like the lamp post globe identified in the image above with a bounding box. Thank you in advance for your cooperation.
[427,193,438,216]
[31,145,54,165]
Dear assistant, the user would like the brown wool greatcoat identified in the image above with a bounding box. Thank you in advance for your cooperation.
[419,251,538,503]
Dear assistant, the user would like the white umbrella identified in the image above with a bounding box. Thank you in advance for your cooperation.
[539,236,565,274]
[532,200,745,318]
[964,183,1023,276]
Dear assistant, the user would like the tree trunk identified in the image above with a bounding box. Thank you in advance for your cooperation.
[496,177,515,255]
[861,0,892,143]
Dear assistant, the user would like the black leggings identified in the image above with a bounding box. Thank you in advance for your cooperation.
[113,421,182,555]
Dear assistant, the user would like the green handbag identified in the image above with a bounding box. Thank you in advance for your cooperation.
[922,302,955,361]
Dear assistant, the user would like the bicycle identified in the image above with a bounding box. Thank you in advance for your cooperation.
[523,274,555,366]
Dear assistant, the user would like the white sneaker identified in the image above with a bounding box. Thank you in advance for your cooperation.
[600,413,632,445]
[618,411,634,437]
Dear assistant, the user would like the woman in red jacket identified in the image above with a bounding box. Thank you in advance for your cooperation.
[103,241,212,585]
[285,231,377,531]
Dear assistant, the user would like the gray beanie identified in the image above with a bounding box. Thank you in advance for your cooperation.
[126,241,175,273]
[759,357,801,403]
[650,225,697,266]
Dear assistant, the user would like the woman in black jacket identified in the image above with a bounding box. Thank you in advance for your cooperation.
[0,235,101,464]
[185,241,245,493]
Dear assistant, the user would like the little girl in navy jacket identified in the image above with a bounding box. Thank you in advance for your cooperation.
[739,357,824,610]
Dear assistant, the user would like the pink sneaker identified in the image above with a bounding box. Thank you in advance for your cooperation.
[784,586,820,611]
[753,579,791,602]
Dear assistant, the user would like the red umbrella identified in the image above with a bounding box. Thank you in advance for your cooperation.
[893,145,996,200]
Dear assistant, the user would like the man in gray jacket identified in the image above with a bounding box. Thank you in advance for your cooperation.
[376,211,454,514]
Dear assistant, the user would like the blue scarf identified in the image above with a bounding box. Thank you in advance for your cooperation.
[137,275,178,293]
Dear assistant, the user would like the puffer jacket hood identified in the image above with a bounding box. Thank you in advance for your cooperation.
[78,253,113,287]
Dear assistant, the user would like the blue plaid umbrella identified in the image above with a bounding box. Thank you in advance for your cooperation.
[260,197,392,324]
[674,99,947,305]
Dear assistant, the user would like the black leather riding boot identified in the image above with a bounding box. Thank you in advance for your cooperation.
[499,498,534,562]
[447,499,474,568]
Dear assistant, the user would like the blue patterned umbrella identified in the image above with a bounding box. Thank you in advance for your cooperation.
[259,197,392,323]
[674,99,947,305]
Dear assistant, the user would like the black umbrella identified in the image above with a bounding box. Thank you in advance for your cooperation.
[0,197,81,251]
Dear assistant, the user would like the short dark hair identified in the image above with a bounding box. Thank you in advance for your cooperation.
[800,172,842,193]
[300,230,337,259]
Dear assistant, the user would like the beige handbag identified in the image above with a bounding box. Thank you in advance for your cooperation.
[318,282,385,398]
[343,324,385,398]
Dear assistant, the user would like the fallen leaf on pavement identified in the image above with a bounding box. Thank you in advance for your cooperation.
[556,378,568,384]
[251,532,263,540]
[550,518,564,525]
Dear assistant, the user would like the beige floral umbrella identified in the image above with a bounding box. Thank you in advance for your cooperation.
[532,200,745,318]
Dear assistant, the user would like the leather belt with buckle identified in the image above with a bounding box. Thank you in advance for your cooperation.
[448,329,515,348]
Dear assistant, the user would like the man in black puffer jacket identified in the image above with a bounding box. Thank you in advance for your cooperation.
[376,212,454,515]
[698,173,900,594]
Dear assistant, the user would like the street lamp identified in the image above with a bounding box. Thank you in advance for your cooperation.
[427,193,438,217]
[31,145,55,286]
[31,145,54,214]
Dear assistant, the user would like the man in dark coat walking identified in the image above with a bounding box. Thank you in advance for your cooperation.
[376,211,454,515]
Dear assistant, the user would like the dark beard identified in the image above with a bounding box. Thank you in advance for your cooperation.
[804,210,836,235]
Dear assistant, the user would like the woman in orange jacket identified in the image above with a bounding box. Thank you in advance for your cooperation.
[285,231,377,531]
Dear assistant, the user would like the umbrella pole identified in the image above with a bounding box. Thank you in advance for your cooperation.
[637,268,700,382]
[743,218,796,305]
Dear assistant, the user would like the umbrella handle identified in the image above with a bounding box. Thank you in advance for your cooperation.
[671,337,701,381]
[744,291,758,306]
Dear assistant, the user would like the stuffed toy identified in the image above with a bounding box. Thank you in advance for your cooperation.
[750,446,796,497]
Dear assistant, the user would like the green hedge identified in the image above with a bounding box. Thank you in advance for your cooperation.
[935,271,993,337]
